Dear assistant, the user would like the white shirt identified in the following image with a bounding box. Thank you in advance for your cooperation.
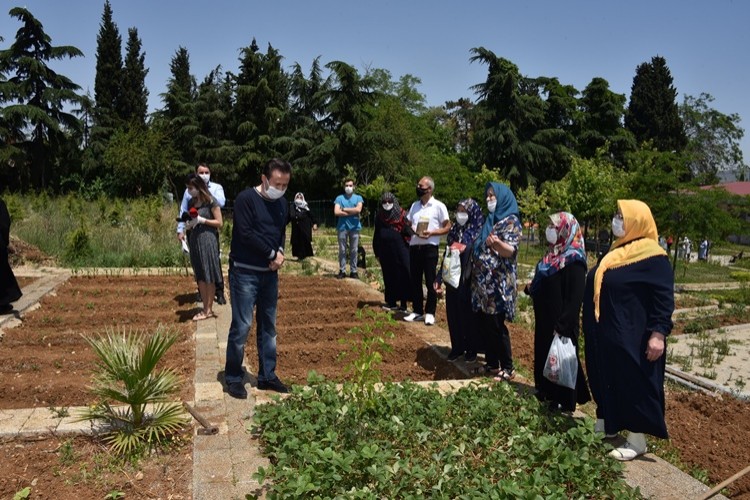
[406,196,449,247]
[176,181,226,233]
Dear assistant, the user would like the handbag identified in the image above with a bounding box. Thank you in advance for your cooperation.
[542,333,578,389]
[442,247,461,288]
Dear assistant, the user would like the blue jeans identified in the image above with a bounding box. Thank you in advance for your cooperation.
[338,229,360,273]
[225,266,279,384]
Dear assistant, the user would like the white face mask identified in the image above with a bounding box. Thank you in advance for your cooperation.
[188,188,199,198]
[198,173,210,184]
[382,203,394,211]
[546,227,558,244]
[344,186,354,195]
[456,212,469,226]
[487,200,497,213]
[294,199,305,207]
[264,180,286,200]
[612,217,626,238]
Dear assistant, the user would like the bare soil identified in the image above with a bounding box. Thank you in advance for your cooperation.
[1,272,749,498]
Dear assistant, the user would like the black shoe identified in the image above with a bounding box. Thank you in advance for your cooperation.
[464,352,477,363]
[257,378,289,393]
[447,351,462,362]
[336,271,346,279]
[349,272,359,279]
[226,382,247,399]
[215,293,226,305]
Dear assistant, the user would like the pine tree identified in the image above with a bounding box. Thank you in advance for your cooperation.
[577,77,635,163]
[120,27,149,128]
[625,56,687,152]
[94,0,123,128]
[0,7,83,190]
[158,46,197,170]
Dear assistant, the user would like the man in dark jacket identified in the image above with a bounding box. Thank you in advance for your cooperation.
[224,159,291,398]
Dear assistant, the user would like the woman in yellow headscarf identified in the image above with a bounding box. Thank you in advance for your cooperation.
[581,200,674,461]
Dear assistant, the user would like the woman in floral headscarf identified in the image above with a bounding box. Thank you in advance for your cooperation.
[372,192,411,311]
[470,182,523,381]
[582,200,674,461]
[434,198,484,362]
[526,212,591,412]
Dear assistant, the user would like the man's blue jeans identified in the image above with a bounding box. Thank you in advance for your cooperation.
[225,266,279,384]
[338,229,360,273]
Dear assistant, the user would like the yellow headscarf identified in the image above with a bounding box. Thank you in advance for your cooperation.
[593,199,667,321]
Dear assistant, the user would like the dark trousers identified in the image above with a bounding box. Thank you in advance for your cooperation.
[445,284,479,355]
[409,244,439,315]
[478,312,513,371]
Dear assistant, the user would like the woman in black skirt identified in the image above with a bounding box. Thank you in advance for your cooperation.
[287,193,317,260]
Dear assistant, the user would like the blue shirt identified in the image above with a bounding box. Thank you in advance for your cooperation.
[334,193,364,231]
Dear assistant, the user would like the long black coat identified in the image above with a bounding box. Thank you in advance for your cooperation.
[372,216,410,306]
[0,198,22,306]
[531,261,591,411]
[582,256,674,438]
[287,205,316,259]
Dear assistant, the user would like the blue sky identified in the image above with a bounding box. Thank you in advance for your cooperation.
[2,0,749,164]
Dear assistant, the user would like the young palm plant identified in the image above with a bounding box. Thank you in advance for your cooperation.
[78,327,188,455]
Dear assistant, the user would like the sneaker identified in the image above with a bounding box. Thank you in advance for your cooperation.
[403,313,424,322]
[424,314,435,325]
[608,439,647,461]
[226,382,248,400]
[447,351,462,362]
[336,271,346,279]
[215,293,227,305]
[349,272,359,279]
[257,378,289,393]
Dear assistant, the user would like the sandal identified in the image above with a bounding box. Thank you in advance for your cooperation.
[472,364,500,376]
[192,311,215,321]
[493,368,516,382]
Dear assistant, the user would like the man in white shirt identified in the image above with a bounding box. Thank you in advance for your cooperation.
[404,176,451,325]
[177,163,227,304]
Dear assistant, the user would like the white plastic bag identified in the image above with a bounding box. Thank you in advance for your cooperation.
[442,247,461,288]
[543,333,578,389]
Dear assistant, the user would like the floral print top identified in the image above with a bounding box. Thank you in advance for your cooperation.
[471,214,522,319]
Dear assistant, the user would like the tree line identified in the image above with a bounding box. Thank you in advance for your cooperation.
[0,3,748,246]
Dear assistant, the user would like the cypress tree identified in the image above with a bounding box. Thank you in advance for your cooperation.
[120,27,149,128]
[94,0,123,128]
[625,56,687,152]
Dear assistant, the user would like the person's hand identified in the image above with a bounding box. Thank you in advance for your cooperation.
[434,282,443,296]
[269,251,285,271]
[177,232,185,242]
[646,332,666,361]
[196,215,207,225]
[486,233,501,250]
[185,219,198,230]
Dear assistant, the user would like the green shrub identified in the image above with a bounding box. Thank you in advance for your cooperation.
[64,226,93,264]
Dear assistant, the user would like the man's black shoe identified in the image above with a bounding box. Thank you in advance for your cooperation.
[349,272,359,279]
[215,293,227,305]
[336,271,346,279]
[257,378,289,393]
[226,382,248,399]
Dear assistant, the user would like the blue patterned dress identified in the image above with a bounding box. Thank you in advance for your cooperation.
[471,214,522,320]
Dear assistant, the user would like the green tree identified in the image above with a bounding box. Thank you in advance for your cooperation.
[158,46,197,171]
[625,56,686,152]
[103,126,176,196]
[679,93,746,184]
[93,0,123,129]
[576,77,635,163]
[120,27,149,128]
[232,39,290,178]
[0,7,83,191]
[469,48,562,190]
